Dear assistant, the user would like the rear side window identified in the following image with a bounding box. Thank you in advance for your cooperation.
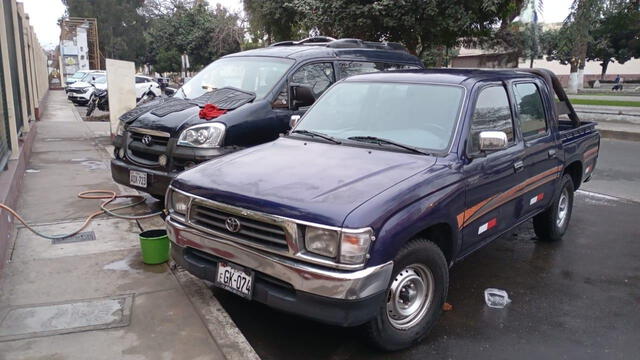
[338,61,420,78]
[469,86,514,152]
[135,76,146,84]
[513,83,547,138]
[291,62,334,98]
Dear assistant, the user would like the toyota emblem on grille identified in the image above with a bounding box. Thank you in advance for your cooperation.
[141,135,152,146]
[225,217,241,233]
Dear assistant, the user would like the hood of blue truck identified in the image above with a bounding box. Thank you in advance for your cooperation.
[171,137,436,226]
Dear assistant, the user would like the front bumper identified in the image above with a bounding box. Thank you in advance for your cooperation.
[167,217,392,326]
[111,158,176,196]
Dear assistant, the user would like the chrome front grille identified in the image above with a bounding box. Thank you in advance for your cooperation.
[126,128,170,166]
[189,202,289,251]
[129,132,170,146]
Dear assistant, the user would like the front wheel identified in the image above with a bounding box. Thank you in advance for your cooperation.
[533,174,574,241]
[365,239,448,351]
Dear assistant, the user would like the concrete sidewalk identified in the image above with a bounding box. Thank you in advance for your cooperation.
[0,91,257,360]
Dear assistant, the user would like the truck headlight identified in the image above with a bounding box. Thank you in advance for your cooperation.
[177,123,225,148]
[304,226,374,264]
[340,229,374,264]
[170,190,190,215]
[305,227,339,258]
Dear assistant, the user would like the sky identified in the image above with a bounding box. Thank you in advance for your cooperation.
[19,0,573,51]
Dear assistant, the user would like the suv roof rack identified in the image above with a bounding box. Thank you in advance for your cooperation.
[269,37,409,52]
[270,36,336,47]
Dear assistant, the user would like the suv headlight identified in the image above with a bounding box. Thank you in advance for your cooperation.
[115,121,125,136]
[304,226,374,265]
[178,123,225,148]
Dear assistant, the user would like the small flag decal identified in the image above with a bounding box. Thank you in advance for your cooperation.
[529,193,544,205]
[478,218,497,234]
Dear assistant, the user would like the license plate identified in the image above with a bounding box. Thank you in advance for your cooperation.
[129,170,147,187]
[215,262,254,299]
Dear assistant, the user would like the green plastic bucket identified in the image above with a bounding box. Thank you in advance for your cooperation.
[139,229,170,265]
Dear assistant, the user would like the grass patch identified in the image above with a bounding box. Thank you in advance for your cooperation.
[570,98,640,107]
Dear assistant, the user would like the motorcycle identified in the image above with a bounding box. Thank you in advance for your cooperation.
[86,88,109,117]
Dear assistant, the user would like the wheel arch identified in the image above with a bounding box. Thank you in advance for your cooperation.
[564,161,583,190]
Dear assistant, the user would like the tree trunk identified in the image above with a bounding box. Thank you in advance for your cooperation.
[600,60,609,79]
[529,56,534,68]
[568,59,579,94]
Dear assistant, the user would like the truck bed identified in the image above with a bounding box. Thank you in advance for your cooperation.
[558,120,597,142]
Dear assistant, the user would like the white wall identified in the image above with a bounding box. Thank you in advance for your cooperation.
[518,58,640,75]
[106,59,136,135]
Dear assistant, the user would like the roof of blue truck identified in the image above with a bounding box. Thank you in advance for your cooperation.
[345,68,541,85]
[224,45,423,65]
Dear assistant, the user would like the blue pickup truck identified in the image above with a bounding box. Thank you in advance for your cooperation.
[165,68,600,350]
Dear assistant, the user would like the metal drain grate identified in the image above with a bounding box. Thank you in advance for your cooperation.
[51,231,96,244]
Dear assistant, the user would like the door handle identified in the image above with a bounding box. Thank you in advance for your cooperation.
[548,149,557,158]
[514,160,524,173]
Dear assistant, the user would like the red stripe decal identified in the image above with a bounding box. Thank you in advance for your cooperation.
[487,218,497,229]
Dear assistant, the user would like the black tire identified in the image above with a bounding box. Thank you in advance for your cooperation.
[86,99,97,116]
[533,174,574,242]
[365,239,448,351]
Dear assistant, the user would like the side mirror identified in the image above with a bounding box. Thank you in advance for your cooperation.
[290,84,315,110]
[165,87,176,96]
[289,115,301,129]
[479,131,508,152]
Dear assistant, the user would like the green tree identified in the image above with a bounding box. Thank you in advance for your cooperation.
[243,0,301,44]
[292,0,528,63]
[145,3,243,72]
[587,0,640,78]
[63,0,148,65]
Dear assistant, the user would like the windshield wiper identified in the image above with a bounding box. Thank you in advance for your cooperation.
[291,130,341,144]
[347,136,430,155]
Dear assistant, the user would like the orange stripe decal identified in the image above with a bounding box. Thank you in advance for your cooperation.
[458,166,562,230]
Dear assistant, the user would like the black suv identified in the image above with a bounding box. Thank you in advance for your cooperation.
[111,37,424,198]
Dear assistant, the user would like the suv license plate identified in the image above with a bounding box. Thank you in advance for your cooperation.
[215,262,254,299]
[129,170,147,188]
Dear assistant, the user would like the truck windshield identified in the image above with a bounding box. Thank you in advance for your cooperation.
[70,71,87,79]
[176,57,294,100]
[295,81,464,151]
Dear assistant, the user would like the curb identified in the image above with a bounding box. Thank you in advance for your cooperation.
[598,128,640,142]
[171,264,260,360]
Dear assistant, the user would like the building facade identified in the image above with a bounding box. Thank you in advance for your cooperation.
[1,0,49,274]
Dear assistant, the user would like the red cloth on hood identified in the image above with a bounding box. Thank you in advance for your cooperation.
[199,104,227,120]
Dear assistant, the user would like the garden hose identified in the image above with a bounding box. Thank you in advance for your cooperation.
[0,190,164,240]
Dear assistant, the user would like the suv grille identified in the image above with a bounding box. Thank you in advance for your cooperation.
[129,132,169,146]
[189,203,288,251]
[127,130,169,165]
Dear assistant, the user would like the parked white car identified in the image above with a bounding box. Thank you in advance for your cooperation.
[66,71,106,105]
[68,73,162,106]
[134,75,162,103]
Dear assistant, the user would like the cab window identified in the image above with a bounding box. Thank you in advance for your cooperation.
[469,86,515,153]
[291,62,334,98]
[513,82,547,138]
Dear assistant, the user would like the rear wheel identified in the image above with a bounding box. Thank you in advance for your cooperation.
[533,174,574,241]
[365,239,448,351]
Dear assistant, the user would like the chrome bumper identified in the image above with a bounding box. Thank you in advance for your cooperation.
[166,216,393,300]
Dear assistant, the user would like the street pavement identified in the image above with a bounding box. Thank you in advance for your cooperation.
[0,91,257,360]
[214,139,640,359]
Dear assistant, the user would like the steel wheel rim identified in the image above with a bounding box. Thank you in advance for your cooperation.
[386,264,434,330]
[556,188,569,227]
